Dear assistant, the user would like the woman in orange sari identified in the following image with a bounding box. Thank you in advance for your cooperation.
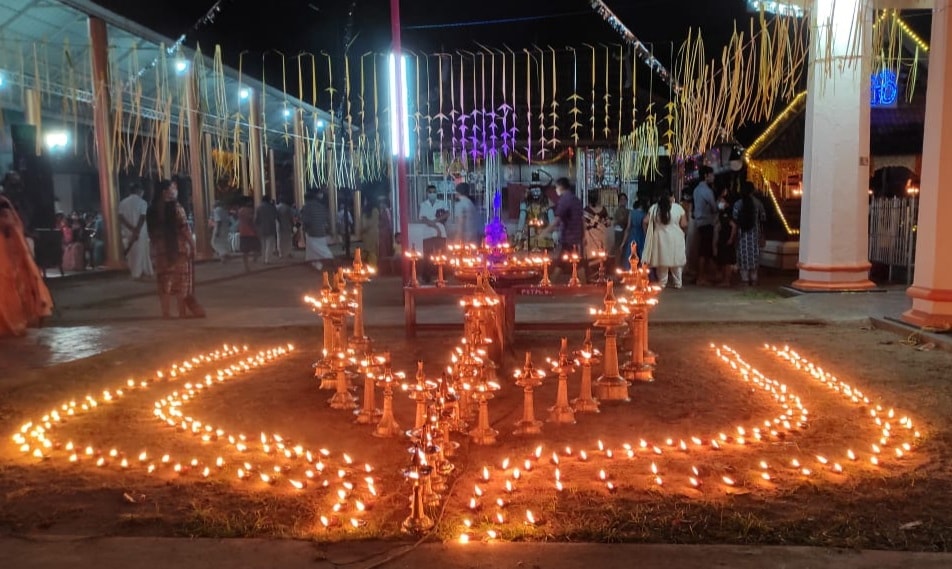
[147,180,205,319]
[0,195,53,337]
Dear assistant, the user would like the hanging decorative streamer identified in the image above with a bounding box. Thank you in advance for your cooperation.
[457,52,469,165]
[524,48,532,161]
[434,54,447,157]
[480,50,488,158]
[585,0,680,93]
[567,47,582,146]
[615,44,623,150]
[413,51,423,164]
[548,46,560,151]
[467,49,480,161]
[585,43,596,142]
[449,53,458,160]
[536,46,547,159]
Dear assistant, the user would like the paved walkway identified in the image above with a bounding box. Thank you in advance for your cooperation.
[2,262,938,375]
[3,537,951,569]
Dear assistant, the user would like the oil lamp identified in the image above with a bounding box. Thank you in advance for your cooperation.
[562,248,582,287]
[513,352,546,435]
[355,353,387,425]
[572,329,601,413]
[401,446,434,534]
[343,248,376,354]
[372,363,403,438]
[547,338,577,424]
[404,245,423,288]
[303,273,357,390]
[592,281,630,402]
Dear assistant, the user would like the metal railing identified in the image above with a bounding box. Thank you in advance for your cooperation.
[868,196,918,284]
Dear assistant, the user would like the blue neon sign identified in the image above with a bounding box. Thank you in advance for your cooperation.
[871,70,899,107]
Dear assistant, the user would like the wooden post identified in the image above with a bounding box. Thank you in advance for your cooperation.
[88,17,123,269]
[292,109,306,207]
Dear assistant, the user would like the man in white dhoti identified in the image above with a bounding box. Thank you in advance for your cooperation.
[301,188,333,270]
[118,183,153,279]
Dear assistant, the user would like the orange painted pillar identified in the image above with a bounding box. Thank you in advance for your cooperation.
[792,0,875,291]
[903,1,952,328]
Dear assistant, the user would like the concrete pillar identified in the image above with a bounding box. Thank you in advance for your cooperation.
[247,93,265,206]
[903,0,952,328]
[292,109,306,207]
[792,0,875,291]
[186,70,210,259]
[88,17,123,269]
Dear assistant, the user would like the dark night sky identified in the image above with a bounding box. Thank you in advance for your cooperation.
[91,0,754,71]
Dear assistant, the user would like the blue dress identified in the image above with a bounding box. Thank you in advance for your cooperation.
[620,208,647,269]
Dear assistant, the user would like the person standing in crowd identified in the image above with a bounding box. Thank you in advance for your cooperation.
[643,190,688,289]
[237,196,259,272]
[692,166,718,285]
[583,189,611,276]
[255,195,278,264]
[377,195,395,259]
[119,184,153,279]
[276,196,296,260]
[0,195,53,337]
[360,193,380,266]
[301,188,333,270]
[713,189,738,286]
[419,184,449,281]
[62,212,86,272]
[147,180,204,319]
[733,181,767,287]
[620,193,649,270]
[611,192,629,259]
[210,199,231,262]
[540,177,584,272]
[452,183,481,246]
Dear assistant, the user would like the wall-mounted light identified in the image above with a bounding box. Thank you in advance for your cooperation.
[174,59,188,74]
[316,119,325,130]
[906,179,920,196]
[239,87,251,101]
[283,108,292,119]
[45,131,68,150]
[388,52,410,159]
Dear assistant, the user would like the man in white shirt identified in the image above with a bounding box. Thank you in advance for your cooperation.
[419,185,448,239]
[118,183,153,279]
[419,185,449,282]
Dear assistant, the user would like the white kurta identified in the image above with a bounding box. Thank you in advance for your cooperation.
[643,202,687,268]
[118,194,153,278]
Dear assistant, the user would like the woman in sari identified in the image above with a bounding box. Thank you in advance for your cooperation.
[147,180,205,319]
[0,195,53,337]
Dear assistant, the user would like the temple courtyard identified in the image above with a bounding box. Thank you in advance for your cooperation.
[1,262,951,568]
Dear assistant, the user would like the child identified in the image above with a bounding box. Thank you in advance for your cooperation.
[713,194,737,286]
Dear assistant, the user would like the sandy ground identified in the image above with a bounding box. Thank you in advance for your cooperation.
[1,321,950,550]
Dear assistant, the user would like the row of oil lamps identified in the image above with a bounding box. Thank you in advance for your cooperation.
[404,241,615,288]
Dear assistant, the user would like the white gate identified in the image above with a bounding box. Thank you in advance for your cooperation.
[868,197,918,284]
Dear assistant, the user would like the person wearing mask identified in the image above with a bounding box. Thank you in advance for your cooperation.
[419,184,449,281]
[255,195,279,264]
[692,166,718,285]
[540,177,584,272]
[643,190,688,289]
[118,183,153,279]
[146,180,204,318]
[713,189,738,286]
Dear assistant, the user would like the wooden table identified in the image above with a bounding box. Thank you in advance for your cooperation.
[404,284,606,345]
